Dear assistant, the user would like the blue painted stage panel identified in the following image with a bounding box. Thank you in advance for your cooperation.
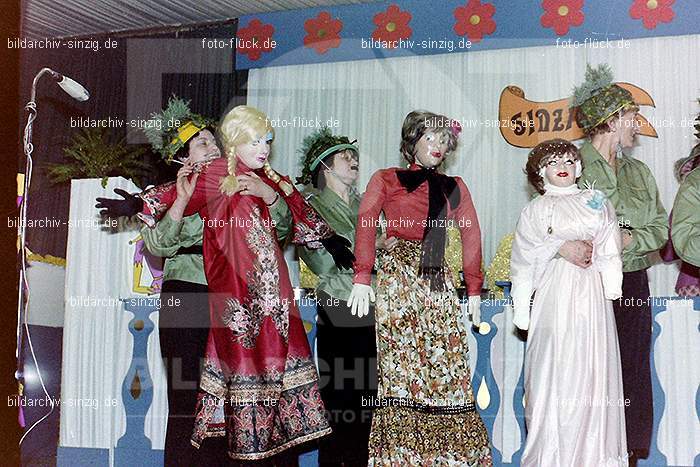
[55,294,696,466]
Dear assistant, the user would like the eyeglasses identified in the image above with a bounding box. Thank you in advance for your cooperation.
[337,151,358,163]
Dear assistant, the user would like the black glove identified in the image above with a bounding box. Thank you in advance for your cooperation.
[95,188,143,218]
[320,234,355,271]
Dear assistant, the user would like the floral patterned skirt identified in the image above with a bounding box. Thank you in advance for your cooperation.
[190,303,332,460]
[369,239,492,466]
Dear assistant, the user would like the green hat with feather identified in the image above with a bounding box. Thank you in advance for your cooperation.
[571,64,636,133]
[142,96,214,163]
[297,127,358,186]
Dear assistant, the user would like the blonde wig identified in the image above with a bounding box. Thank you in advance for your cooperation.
[218,105,276,195]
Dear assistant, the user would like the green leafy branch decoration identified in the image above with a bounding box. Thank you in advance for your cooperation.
[46,128,150,188]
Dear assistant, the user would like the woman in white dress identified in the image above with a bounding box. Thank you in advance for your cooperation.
[511,139,628,467]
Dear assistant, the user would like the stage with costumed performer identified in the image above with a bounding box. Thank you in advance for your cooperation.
[99,97,292,465]
[511,139,627,466]
[663,105,700,296]
[348,110,492,465]
[574,64,668,466]
[296,127,397,465]
[137,105,355,461]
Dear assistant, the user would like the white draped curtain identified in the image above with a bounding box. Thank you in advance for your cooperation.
[60,177,167,451]
[248,34,700,296]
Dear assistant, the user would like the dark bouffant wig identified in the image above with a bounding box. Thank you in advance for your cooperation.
[400,110,460,164]
[525,138,581,194]
[173,127,218,162]
[311,152,337,189]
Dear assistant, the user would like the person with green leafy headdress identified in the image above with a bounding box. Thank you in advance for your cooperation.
[296,127,396,466]
[572,64,668,465]
[664,103,700,295]
[137,97,224,466]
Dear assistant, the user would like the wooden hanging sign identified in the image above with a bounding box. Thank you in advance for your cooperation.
[499,83,657,148]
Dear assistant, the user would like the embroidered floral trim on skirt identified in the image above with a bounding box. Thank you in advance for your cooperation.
[369,239,492,466]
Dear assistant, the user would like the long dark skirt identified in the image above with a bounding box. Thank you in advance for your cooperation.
[315,289,377,466]
[159,279,225,466]
[612,269,653,458]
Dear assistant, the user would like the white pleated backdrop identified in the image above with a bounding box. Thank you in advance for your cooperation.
[60,177,167,452]
[248,35,700,293]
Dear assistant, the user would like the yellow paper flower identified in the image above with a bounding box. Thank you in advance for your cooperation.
[299,258,319,289]
[485,232,514,298]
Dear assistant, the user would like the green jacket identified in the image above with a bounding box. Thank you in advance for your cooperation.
[141,213,207,285]
[298,187,361,301]
[671,167,700,268]
[141,197,291,285]
[578,141,668,272]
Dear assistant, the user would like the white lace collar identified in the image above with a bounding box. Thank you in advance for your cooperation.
[543,182,580,195]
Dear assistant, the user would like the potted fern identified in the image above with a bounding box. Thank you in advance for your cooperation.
[47,128,149,188]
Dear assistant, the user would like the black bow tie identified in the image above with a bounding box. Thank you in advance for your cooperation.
[396,167,461,291]
[396,167,460,210]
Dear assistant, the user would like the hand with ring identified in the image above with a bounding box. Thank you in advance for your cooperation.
[236,172,277,205]
[558,240,593,269]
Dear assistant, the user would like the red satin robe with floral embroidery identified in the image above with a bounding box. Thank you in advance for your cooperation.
[140,158,332,460]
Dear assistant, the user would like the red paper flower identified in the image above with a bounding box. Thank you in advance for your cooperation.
[303,11,343,54]
[450,119,463,136]
[540,0,585,36]
[453,0,496,43]
[237,19,275,61]
[629,0,675,29]
[371,4,413,48]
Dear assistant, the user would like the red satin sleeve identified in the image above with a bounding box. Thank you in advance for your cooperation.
[138,159,228,226]
[353,170,388,285]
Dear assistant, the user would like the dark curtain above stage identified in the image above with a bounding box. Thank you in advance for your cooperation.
[20,21,248,258]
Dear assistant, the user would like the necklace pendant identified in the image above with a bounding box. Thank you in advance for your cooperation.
[547,226,553,234]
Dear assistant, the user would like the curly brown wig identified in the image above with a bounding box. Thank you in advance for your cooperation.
[525,138,581,194]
